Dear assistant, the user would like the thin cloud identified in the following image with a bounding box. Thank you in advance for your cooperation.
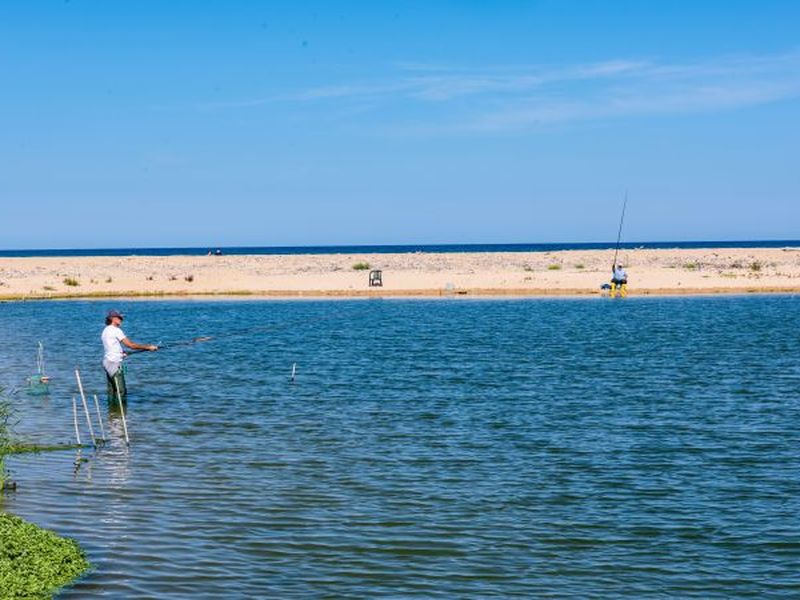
[203,50,800,132]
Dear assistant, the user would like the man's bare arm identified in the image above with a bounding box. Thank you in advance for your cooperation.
[121,338,158,352]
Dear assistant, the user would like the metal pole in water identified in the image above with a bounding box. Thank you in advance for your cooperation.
[93,394,106,441]
[72,396,81,445]
[113,379,130,446]
[74,368,96,446]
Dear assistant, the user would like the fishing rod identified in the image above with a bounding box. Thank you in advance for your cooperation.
[126,310,341,357]
[612,190,628,269]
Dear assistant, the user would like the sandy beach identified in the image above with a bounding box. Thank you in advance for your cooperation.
[2,247,800,300]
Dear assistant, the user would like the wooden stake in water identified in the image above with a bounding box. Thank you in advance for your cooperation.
[74,368,96,446]
[93,394,106,441]
[113,379,130,446]
[72,396,81,445]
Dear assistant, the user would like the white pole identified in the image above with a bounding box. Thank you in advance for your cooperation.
[37,342,44,375]
[72,396,81,445]
[93,394,106,441]
[74,368,96,446]
[113,379,130,446]
[290,362,297,382]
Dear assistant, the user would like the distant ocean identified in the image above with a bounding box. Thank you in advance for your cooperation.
[1,240,799,258]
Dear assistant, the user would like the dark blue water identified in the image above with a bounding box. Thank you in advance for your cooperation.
[1,240,799,257]
[1,296,799,598]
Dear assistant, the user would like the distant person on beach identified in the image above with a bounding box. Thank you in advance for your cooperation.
[612,264,628,286]
[102,310,158,399]
[214,248,222,256]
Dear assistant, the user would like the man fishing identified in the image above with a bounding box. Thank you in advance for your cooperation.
[612,263,627,286]
[610,263,628,297]
[102,310,158,399]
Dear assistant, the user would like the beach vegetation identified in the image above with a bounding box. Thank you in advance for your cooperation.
[43,286,55,291]
[547,264,562,270]
[146,275,154,281]
[523,265,534,272]
[62,277,80,287]
[352,262,370,271]
[184,274,195,282]
[0,513,90,599]
[105,277,112,283]
[749,261,762,272]
[169,275,177,281]
[683,262,699,270]
[574,263,585,269]
[729,261,744,269]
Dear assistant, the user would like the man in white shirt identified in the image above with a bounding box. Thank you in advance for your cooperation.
[102,310,158,399]
[612,264,628,286]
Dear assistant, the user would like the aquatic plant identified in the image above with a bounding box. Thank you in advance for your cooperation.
[63,277,80,287]
[0,513,90,598]
[0,390,11,488]
[352,262,370,271]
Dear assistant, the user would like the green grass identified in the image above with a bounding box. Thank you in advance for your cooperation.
[62,277,80,287]
[0,388,12,489]
[547,264,562,271]
[750,261,762,272]
[0,513,90,598]
[683,262,699,270]
[352,262,371,271]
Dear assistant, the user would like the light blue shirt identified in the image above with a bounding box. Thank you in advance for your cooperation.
[613,267,627,281]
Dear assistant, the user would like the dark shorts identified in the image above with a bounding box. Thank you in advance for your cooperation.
[611,278,628,286]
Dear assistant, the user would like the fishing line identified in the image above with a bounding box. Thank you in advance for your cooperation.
[612,190,628,269]
[125,309,343,357]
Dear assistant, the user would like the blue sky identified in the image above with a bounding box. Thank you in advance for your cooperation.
[1,1,799,248]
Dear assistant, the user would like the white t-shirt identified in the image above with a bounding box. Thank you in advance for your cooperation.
[102,325,127,363]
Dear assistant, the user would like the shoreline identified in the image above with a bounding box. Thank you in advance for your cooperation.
[2,247,800,301]
[3,286,800,302]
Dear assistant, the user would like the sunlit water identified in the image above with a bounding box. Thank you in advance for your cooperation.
[1,297,799,598]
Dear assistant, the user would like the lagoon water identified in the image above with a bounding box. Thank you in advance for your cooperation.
[2,297,799,598]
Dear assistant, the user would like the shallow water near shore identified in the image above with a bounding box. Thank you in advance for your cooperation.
[2,296,799,598]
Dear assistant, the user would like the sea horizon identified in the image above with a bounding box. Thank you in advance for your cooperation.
[2,239,800,258]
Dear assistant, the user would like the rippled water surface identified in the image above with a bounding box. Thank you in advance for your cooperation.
[2,297,799,598]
